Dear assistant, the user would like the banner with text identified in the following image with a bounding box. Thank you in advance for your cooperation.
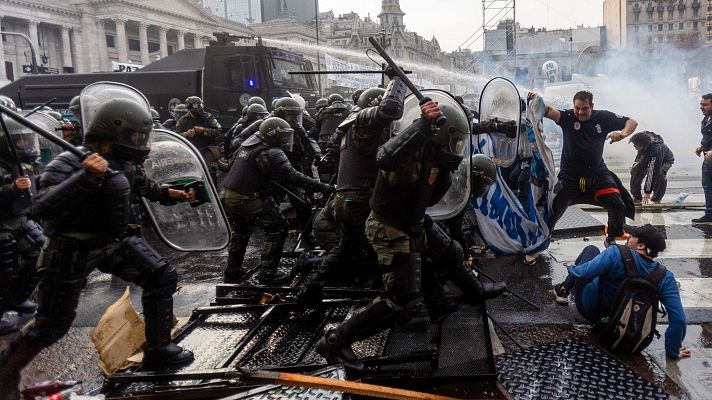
[324,54,380,89]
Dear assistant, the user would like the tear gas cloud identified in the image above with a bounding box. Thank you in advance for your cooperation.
[536,47,704,169]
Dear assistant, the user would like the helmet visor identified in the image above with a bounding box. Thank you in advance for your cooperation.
[11,128,40,160]
[118,127,153,151]
[281,108,303,126]
[280,127,294,152]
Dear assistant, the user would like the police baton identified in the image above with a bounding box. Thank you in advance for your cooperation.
[23,98,57,118]
[0,110,33,206]
[0,102,116,174]
[367,36,446,128]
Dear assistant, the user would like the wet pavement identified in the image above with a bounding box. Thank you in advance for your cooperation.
[1,151,711,399]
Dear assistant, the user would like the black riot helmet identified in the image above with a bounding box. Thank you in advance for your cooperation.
[431,102,470,155]
[256,117,294,152]
[173,104,188,121]
[351,89,365,105]
[185,96,204,111]
[315,98,328,112]
[273,97,303,127]
[85,98,154,163]
[0,116,40,163]
[471,154,497,197]
[248,96,266,107]
[246,103,269,120]
[357,88,385,109]
[328,93,344,105]
[150,107,161,122]
[68,95,81,121]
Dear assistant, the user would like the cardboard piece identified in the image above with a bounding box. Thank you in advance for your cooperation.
[90,287,145,375]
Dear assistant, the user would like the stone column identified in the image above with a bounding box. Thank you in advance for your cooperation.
[60,26,73,70]
[96,20,109,71]
[176,30,185,51]
[0,16,6,81]
[193,33,202,49]
[79,5,100,72]
[158,26,168,58]
[71,27,83,72]
[138,22,150,65]
[114,18,128,63]
[28,20,40,55]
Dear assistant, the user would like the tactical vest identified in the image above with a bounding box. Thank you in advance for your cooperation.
[39,151,133,236]
[181,116,215,150]
[318,105,350,144]
[336,124,388,191]
[370,145,444,229]
[222,143,269,195]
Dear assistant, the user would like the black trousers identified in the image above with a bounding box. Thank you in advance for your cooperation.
[549,172,627,238]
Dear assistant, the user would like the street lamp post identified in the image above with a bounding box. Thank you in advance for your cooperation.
[569,35,573,78]
[0,31,39,74]
[314,0,323,96]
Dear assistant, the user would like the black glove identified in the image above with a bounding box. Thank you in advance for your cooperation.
[320,183,336,196]
[384,66,402,80]
[495,120,518,138]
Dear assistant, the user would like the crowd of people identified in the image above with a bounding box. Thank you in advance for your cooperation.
[0,79,704,396]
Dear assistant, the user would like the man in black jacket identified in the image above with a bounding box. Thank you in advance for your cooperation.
[629,131,674,204]
[693,93,712,223]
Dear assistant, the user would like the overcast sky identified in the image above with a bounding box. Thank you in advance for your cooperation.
[318,0,604,52]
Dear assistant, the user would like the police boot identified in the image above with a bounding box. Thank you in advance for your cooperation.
[449,262,506,304]
[317,301,395,371]
[142,297,194,368]
[12,299,38,315]
[256,231,289,285]
[295,255,337,305]
[224,233,250,283]
[0,326,51,400]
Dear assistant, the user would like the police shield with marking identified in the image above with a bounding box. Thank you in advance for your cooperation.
[478,77,522,168]
[141,129,231,251]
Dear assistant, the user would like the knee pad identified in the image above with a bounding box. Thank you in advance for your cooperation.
[15,219,46,254]
[143,264,178,299]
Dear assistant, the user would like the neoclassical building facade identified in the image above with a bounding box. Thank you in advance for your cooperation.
[0,0,253,82]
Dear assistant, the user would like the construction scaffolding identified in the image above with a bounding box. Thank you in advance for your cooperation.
[456,0,516,77]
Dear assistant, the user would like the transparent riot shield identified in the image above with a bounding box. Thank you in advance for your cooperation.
[80,81,151,130]
[141,129,230,251]
[478,77,522,168]
[28,112,63,165]
[391,89,472,221]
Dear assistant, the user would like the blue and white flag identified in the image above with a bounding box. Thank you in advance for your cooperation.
[472,94,558,255]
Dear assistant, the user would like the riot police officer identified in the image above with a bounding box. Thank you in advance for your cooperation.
[0,117,45,336]
[150,108,164,129]
[176,96,222,182]
[248,96,267,108]
[316,94,351,151]
[296,79,406,304]
[220,117,334,285]
[225,103,269,164]
[316,100,507,371]
[163,104,188,132]
[0,95,197,397]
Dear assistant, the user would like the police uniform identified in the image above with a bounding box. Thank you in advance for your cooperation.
[296,79,407,304]
[176,111,222,180]
[315,108,506,371]
[220,120,334,285]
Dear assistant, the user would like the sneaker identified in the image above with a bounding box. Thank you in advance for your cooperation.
[692,214,712,223]
[553,283,569,305]
[12,299,37,314]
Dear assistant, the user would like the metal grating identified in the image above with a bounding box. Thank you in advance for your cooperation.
[435,305,495,377]
[497,337,669,399]
[217,367,346,400]
[552,205,605,234]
